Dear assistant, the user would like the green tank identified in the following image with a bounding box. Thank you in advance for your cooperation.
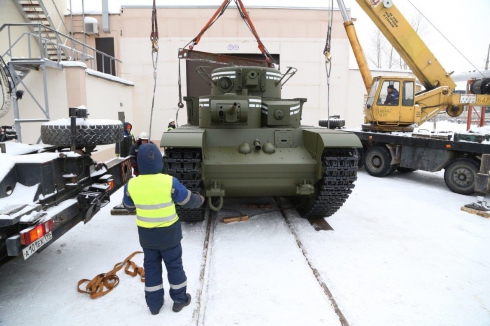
[161,66,361,222]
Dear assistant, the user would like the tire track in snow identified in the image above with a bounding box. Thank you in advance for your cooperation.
[191,208,217,326]
[275,197,350,326]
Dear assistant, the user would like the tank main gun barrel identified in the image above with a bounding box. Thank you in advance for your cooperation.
[226,102,238,115]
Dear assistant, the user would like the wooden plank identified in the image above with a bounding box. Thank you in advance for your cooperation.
[222,215,249,224]
[461,206,490,218]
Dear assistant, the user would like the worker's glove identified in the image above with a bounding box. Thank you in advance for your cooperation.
[199,195,205,206]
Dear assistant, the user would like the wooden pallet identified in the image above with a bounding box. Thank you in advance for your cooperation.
[222,215,249,224]
[461,206,490,218]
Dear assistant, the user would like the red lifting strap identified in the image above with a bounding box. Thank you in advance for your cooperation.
[188,0,275,64]
[192,0,232,47]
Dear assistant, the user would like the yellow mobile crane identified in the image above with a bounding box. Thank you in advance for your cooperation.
[331,0,490,195]
[340,0,490,131]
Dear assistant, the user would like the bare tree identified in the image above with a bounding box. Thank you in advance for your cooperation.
[367,29,386,68]
[366,13,430,70]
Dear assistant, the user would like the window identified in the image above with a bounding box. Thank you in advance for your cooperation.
[402,81,414,106]
[366,79,379,108]
[95,37,116,76]
[377,80,400,106]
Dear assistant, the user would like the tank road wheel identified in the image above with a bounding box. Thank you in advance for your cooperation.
[163,148,205,223]
[444,158,479,195]
[296,148,358,219]
[397,167,417,173]
[364,146,393,177]
[41,120,123,147]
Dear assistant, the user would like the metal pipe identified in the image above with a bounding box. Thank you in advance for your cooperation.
[82,0,86,62]
[102,0,110,33]
[486,44,490,71]
[38,23,42,59]
[8,25,12,58]
[70,0,74,59]
[336,0,350,22]
[41,64,50,120]
[9,64,21,143]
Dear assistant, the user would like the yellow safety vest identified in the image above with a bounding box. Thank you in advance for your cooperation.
[127,174,179,228]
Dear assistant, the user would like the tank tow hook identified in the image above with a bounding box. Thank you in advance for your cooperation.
[296,180,315,195]
[206,180,225,211]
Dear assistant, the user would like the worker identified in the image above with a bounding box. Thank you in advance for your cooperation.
[167,118,176,131]
[116,122,135,157]
[129,132,151,176]
[123,143,204,315]
[384,85,399,105]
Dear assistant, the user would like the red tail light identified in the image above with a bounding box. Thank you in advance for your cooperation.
[20,219,54,245]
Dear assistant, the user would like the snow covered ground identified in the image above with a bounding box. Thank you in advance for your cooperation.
[1,170,490,325]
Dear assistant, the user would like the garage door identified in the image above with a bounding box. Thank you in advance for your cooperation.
[186,53,280,98]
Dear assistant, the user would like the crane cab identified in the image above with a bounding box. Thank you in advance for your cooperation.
[362,76,419,132]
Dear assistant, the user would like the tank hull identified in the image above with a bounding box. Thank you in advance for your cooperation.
[162,126,361,197]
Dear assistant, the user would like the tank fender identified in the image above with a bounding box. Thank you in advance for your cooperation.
[303,129,361,163]
[160,129,204,148]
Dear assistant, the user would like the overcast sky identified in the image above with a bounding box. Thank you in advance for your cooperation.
[73,0,490,75]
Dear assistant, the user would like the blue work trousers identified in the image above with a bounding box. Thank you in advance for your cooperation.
[143,242,188,314]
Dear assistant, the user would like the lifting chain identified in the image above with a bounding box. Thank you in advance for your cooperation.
[148,0,159,139]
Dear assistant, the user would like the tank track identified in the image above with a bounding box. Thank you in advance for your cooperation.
[163,148,206,223]
[299,148,358,219]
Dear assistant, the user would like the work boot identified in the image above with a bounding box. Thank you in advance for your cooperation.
[172,294,191,312]
[149,300,163,315]
[112,203,125,210]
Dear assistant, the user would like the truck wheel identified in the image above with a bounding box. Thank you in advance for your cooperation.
[41,120,123,147]
[356,148,365,169]
[444,158,479,195]
[387,164,399,176]
[397,167,416,173]
[364,146,392,177]
[318,119,345,129]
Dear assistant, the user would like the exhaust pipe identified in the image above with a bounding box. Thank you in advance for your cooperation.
[253,139,261,151]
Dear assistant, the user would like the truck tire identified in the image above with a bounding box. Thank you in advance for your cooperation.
[364,146,392,177]
[41,120,123,147]
[387,164,399,176]
[444,158,479,195]
[397,167,416,173]
[318,119,345,129]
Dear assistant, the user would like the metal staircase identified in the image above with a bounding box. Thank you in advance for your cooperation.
[13,0,69,61]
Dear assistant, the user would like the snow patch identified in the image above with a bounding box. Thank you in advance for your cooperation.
[42,118,122,126]
[86,69,134,86]
[59,61,87,68]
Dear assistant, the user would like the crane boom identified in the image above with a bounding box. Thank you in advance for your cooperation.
[336,0,372,93]
[356,0,456,91]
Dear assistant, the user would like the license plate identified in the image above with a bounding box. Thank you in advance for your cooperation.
[22,232,53,260]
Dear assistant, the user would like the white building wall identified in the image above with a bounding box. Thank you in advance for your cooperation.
[115,7,353,139]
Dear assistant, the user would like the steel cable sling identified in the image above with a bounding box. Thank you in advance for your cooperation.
[323,0,334,129]
[176,0,277,112]
[149,0,159,139]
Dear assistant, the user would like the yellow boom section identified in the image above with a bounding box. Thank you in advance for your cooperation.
[356,0,456,91]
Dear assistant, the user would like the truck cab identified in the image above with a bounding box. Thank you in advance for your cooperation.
[363,76,417,131]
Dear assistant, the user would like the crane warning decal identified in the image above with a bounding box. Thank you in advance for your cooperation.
[460,94,476,104]
[383,12,399,28]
